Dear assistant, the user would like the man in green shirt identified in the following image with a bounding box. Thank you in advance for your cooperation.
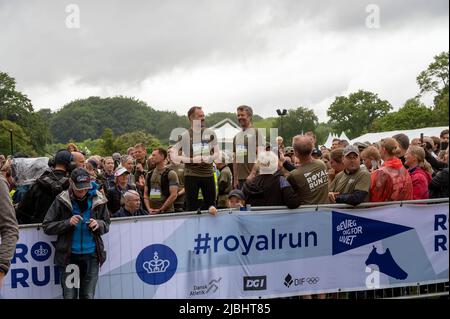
[172,107,220,211]
[287,135,329,205]
[233,105,265,189]
[144,148,179,214]
[329,145,371,206]
[167,146,186,212]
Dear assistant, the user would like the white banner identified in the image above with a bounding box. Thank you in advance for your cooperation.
[1,203,448,299]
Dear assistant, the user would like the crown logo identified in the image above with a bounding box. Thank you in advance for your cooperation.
[142,251,170,274]
[34,244,49,257]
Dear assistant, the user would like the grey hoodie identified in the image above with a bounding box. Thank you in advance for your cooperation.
[0,174,19,274]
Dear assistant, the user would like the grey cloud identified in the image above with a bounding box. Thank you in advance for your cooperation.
[0,0,448,88]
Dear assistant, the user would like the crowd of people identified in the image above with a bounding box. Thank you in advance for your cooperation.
[0,105,448,298]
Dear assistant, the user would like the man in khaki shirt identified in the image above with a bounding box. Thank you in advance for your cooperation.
[287,135,329,205]
[329,145,371,206]
[144,148,179,214]
[172,107,220,211]
[233,105,264,189]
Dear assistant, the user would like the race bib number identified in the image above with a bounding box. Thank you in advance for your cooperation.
[150,188,162,199]
[236,144,248,157]
[193,142,210,157]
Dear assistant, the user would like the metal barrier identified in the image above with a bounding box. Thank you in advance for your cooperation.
[17,198,450,299]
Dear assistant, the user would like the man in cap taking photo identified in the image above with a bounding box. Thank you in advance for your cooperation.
[43,167,110,299]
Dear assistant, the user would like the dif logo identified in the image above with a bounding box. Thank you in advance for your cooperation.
[135,244,178,285]
[11,241,60,288]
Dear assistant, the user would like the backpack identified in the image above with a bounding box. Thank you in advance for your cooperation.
[146,168,172,198]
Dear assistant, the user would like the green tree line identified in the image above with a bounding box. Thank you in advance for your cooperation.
[1,51,448,156]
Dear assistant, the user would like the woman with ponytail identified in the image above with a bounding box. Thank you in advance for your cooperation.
[370,138,413,202]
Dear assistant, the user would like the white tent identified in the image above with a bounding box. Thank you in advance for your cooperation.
[350,126,449,145]
[323,132,339,149]
[210,118,240,146]
[339,131,350,142]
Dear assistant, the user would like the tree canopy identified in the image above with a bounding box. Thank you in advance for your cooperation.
[327,90,392,139]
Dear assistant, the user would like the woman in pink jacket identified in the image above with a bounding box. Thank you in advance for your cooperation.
[405,145,432,200]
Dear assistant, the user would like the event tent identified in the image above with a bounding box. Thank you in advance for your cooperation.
[350,126,449,145]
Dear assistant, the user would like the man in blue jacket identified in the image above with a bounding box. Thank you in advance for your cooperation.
[43,167,110,299]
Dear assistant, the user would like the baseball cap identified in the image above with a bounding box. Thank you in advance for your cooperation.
[70,168,92,190]
[87,159,98,170]
[228,189,245,201]
[112,152,121,161]
[114,166,130,177]
[343,145,360,156]
[257,151,278,175]
[354,142,369,150]
[54,149,73,165]
[311,149,322,157]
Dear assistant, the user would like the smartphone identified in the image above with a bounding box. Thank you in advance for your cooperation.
[420,133,424,144]
[441,141,449,151]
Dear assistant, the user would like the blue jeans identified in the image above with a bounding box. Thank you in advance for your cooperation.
[60,253,99,299]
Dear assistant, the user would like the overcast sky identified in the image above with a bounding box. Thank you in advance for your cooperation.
[0,0,448,122]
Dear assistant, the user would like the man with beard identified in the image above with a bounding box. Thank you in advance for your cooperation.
[172,106,220,211]
[233,105,264,189]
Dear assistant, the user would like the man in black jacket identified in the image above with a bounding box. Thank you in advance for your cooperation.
[43,168,110,299]
[113,190,148,217]
[243,151,300,209]
[15,150,73,224]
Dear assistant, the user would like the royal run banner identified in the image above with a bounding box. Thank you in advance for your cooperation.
[1,203,448,299]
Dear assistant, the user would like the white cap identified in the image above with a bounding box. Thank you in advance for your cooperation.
[257,151,278,175]
[114,166,130,177]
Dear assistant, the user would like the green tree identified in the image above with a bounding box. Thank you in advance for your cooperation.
[433,90,449,126]
[100,128,116,156]
[273,107,318,144]
[417,51,449,98]
[327,90,392,139]
[0,120,36,156]
[372,98,435,131]
[114,131,163,155]
[253,117,276,141]
[416,52,449,126]
[314,123,333,146]
[0,72,50,155]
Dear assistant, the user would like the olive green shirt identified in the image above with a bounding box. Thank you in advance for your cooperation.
[148,167,179,212]
[287,159,329,205]
[329,168,371,202]
[168,163,185,207]
[177,128,218,177]
[233,128,264,180]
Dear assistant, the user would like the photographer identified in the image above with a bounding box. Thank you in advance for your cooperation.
[15,150,73,224]
[43,168,110,299]
[421,135,448,172]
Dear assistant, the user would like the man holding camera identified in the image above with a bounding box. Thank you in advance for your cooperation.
[15,149,73,224]
[43,167,110,299]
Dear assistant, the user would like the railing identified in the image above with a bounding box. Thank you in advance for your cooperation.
[17,198,450,299]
